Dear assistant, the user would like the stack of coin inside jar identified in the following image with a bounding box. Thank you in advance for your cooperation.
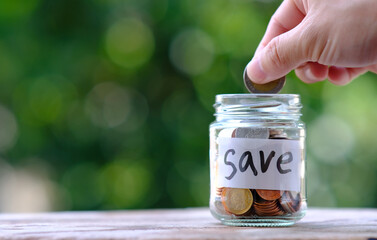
[213,127,302,218]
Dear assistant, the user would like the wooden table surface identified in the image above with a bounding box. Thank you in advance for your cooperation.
[0,208,376,239]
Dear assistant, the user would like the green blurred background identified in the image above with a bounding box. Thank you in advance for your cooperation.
[0,0,376,212]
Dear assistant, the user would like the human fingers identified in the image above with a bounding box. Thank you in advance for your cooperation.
[295,62,328,84]
[367,64,377,74]
[247,0,307,83]
[246,24,308,84]
[254,0,305,55]
[328,67,369,85]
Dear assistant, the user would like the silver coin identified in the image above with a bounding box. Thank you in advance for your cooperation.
[218,128,236,138]
[279,191,301,213]
[243,66,286,94]
[268,129,288,139]
[234,127,269,139]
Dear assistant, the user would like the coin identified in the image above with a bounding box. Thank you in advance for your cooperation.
[216,187,224,196]
[221,188,253,215]
[231,129,236,138]
[268,129,288,139]
[218,128,236,138]
[243,67,286,94]
[216,128,236,144]
[214,196,228,215]
[233,127,269,139]
[256,189,282,201]
[254,199,285,216]
[279,191,301,214]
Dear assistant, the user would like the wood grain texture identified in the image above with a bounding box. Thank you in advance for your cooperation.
[0,208,376,239]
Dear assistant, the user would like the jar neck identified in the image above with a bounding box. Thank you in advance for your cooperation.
[214,94,302,122]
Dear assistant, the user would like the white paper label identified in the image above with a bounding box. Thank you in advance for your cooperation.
[217,137,302,192]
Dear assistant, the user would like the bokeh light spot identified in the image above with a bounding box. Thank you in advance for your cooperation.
[309,184,337,207]
[169,28,215,76]
[0,161,55,212]
[322,77,377,152]
[197,1,265,56]
[308,114,354,163]
[85,82,148,131]
[192,58,230,111]
[101,159,151,208]
[86,82,130,128]
[0,105,18,152]
[106,18,154,69]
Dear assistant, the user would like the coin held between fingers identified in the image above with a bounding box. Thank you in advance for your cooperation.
[243,67,286,94]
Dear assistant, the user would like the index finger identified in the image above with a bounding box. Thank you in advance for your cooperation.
[255,0,306,54]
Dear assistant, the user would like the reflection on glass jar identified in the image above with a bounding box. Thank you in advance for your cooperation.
[209,94,306,227]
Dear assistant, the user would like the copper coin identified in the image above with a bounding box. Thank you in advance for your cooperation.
[254,200,284,216]
[243,67,285,94]
[256,189,282,201]
[221,188,253,215]
[216,187,224,196]
[231,129,236,138]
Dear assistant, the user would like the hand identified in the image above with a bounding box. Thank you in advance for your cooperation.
[246,0,377,85]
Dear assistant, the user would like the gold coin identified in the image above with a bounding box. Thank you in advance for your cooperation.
[221,188,253,215]
[243,67,285,94]
[256,189,282,201]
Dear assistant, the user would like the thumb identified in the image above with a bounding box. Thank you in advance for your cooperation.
[246,28,308,84]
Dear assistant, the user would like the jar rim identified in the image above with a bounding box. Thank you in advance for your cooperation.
[216,93,300,101]
[214,93,302,120]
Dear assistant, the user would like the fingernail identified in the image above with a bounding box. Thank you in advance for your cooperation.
[304,67,316,81]
[247,58,266,83]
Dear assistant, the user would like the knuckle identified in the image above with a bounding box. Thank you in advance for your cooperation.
[299,19,329,62]
[266,37,286,68]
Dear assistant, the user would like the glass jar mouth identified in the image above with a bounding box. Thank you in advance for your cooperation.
[215,93,300,101]
[214,93,302,120]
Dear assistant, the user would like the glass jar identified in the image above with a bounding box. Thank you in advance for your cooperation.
[209,94,306,227]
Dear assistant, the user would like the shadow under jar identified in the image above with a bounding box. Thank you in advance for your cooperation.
[209,94,307,227]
